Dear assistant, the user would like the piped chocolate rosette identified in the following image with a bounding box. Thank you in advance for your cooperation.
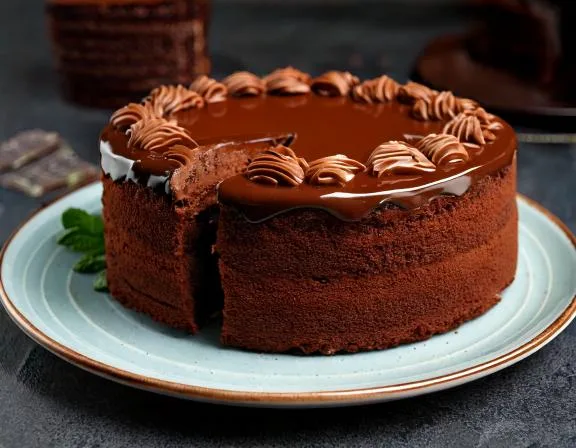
[101,68,515,220]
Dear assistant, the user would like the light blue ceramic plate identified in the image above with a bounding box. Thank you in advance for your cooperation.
[1,183,575,408]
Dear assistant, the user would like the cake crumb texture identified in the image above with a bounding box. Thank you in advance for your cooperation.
[218,165,517,354]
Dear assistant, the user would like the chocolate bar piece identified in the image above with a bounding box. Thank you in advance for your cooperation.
[0,145,98,197]
[0,129,62,173]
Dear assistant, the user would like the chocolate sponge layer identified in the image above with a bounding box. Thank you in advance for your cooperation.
[217,164,518,354]
[102,157,517,353]
[101,141,273,331]
[102,177,201,331]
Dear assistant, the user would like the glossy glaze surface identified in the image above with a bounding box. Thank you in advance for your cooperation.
[102,95,516,221]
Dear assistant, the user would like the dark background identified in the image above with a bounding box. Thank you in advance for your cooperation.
[1,1,575,447]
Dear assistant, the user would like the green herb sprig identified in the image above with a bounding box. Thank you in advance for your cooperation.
[57,208,107,292]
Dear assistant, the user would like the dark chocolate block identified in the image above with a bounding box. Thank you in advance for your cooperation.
[0,130,62,173]
[0,146,98,197]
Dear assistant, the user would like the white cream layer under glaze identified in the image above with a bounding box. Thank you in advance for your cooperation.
[100,140,170,194]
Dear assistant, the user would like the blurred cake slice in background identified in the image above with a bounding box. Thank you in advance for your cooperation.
[466,0,562,86]
[414,0,576,125]
[46,0,211,108]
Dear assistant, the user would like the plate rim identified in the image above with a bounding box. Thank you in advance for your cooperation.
[1,183,575,407]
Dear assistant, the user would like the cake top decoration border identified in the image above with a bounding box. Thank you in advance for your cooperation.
[107,68,504,183]
[101,67,515,221]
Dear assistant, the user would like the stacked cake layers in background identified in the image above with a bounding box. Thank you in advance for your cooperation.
[46,0,211,108]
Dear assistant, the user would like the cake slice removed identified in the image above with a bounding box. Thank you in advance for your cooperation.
[102,134,293,332]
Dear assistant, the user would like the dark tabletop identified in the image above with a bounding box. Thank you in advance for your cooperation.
[1,1,575,447]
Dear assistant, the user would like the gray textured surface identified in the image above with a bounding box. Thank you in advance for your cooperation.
[0,1,575,447]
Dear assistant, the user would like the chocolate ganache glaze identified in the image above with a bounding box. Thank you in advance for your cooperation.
[100,71,516,222]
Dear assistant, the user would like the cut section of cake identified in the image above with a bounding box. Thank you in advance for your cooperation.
[102,126,292,332]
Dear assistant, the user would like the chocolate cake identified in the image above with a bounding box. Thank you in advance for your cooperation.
[47,0,210,108]
[100,68,518,354]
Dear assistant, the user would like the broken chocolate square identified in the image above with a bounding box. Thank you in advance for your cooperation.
[0,129,62,173]
[0,145,99,197]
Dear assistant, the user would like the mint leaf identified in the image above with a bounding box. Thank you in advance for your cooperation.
[59,208,108,293]
[93,270,108,292]
[89,215,104,235]
[62,208,103,235]
[57,229,105,253]
[62,208,90,230]
[57,227,79,244]
[73,254,106,273]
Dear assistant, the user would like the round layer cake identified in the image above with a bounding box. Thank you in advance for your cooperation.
[100,68,518,354]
